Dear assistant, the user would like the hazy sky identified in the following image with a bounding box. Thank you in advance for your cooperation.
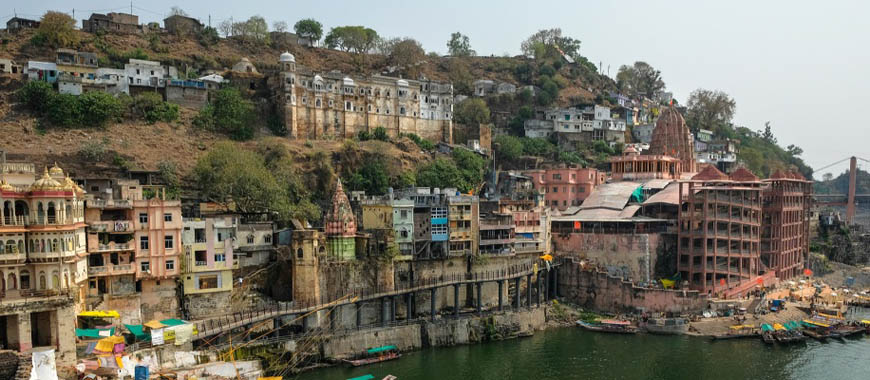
[9,0,869,177]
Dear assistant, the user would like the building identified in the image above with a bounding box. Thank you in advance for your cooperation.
[26,61,58,83]
[360,194,415,256]
[55,49,98,79]
[275,52,453,143]
[235,218,274,268]
[180,216,237,318]
[648,106,696,173]
[696,129,714,143]
[6,17,40,31]
[395,187,451,259]
[524,167,606,211]
[163,15,203,36]
[761,171,812,281]
[325,180,357,261]
[165,79,208,109]
[0,58,22,74]
[0,158,85,364]
[632,124,655,144]
[82,12,141,34]
[524,105,626,145]
[125,59,171,90]
[447,194,479,257]
[80,177,182,322]
[498,194,550,256]
[473,79,516,97]
[610,146,682,181]
[478,201,515,256]
[677,166,765,296]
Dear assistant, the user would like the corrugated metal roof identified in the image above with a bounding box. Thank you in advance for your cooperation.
[643,179,673,190]
[578,181,641,211]
[643,182,682,206]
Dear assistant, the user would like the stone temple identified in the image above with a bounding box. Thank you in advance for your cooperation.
[648,106,696,173]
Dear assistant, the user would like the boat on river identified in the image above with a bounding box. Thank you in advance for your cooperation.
[644,317,689,335]
[345,346,401,367]
[712,325,758,340]
[577,319,637,334]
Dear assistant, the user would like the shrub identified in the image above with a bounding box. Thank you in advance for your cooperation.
[78,91,123,127]
[372,126,390,141]
[32,11,78,48]
[130,93,179,124]
[16,81,54,113]
[402,133,435,150]
[357,130,372,141]
[195,87,256,140]
[45,93,81,127]
[78,140,108,162]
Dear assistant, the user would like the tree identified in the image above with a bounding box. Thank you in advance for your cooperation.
[345,157,391,195]
[17,81,54,114]
[218,20,233,37]
[685,88,736,130]
[786,144,804,157]
[195,87,256,140]
[520,28,579,61]
[33,11,78,48]
[446,59,473,95]
[235,15,269,44]
[494,135,523,163]
[822,173,834,182]
[760,121,777,144]
[454,98,490,127]
[324,26,379,54]
[77,91,123,128]
[386,38,425,68]
[272,21,288,33]
[417,158,465,191]
[198,26,219,46]
[169,6,187,16]
[616,62,665,97]
[294,18,323,44]
[447,32,475,56]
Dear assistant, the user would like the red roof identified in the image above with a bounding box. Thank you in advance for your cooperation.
[770,170,788,179]
[692,165,729,181]
[729,167,759,182]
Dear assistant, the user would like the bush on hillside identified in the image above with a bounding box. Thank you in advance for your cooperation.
[130,93,179,124]
[78,91,124,127]
[16,81,54,113]
[194,87,256,140]
[402,133,435,151]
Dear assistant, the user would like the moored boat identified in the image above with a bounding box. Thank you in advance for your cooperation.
[345,346,401,367]
[712,325,758,340]
[577,319,638,334]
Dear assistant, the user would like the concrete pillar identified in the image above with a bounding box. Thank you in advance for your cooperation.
[536,272,542,307]
[554,269,559,298]
[15,313,31,352]
[526,274,532,309]
[329,307,336,330]
[430,288,436,321]
[544,271,550,302]
[453,284,459,316]
[54,306,76,365]
[514,277,521,309]
[406,293,414,319]
[273,319,280,338]
[302,314,309,331]
[381,297,389,326]
[391,295,397,322]
[356,303,362,327]
[475,282,482,314]
[498,280,504,311]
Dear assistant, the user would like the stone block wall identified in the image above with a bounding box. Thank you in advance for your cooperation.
[553,232,671,283]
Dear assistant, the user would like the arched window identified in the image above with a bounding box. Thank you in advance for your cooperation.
[47,202,56,224]
[66,204,72,221]
[296,248,303,259]
[7,273,15,290]
[17,240,23,254]
[39,272,46,290]
[4,241,13,254]
[52,239,58,252]
[19,270,29,290]
[0,240,4,254]
[37,202,45,224]
[51,271,59,289]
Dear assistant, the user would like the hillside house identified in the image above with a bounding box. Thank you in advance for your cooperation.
[26,61,58,83]
[473,79,516,97]
[5,17,39,31]
[82,12,141,34]
[164,15,203,36]
[0,58,22,74]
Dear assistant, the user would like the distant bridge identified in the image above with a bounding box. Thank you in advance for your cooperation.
[813,156,870,224]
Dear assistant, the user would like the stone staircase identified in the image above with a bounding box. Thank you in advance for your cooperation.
[14,352,31,380]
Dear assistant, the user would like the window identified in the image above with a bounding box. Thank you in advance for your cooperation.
[140,261,150,272]
[552,187,558,193]
[345,101,352,111]
[553,174,561,180]
[164,235,174,249]
[215,253,225,262]
[264,234,271,244]
[139,213,148,223]
[400,210,408,219]
[400,230,409,238]
[165,260,174,270]
[431,224,448,235]
[247,235,254,244]
[198,275,218,290]
[400,106,406,115]
[164,213,172,222]
[194,251,207,266]
[139,236,149,250]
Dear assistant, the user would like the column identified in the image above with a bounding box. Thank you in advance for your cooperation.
[453,284,459,316]
[514,277,521,309]
[391,295,397,322]
[430,288,436,321]
[406,293,413,320]
[273,318,280,338]
[329,308,336,330]
[498,280,504,311]
[381,297,389,326]
[536,272,542,307]
[356,302,362,327]
[475,282,482,314]
[526,274,532,309]
[554,269,559,298]
[544,271,550,302]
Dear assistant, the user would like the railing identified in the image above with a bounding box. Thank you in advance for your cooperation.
[96,243,132,252]
[195,261,207,266]
[88,266,108,275]
[113,264,132,272]
[89,220,132,233]
[1,216,28,226]
[1,162,35,174]
[88,199,132,209]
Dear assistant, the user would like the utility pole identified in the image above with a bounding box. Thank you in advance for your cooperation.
[846,156,857,225]
[208,14,211,28]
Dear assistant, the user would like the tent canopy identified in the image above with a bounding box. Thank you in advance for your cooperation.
[75,328,115,339]
[159,318,188,327]
[79,310,120,318]
[124,324,149,341]
[143,320,167,329]
[366,345,397,354]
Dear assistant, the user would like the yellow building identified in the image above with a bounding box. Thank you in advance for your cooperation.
[181,216,236,295]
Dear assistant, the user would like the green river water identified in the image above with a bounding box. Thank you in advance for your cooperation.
[294,310,870,380]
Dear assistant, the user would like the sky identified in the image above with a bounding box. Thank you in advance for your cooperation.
[8,0,869,177]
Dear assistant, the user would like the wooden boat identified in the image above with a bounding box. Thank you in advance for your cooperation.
[644,318,689,335]
[577,320,637,334]
[833,324,865,338]
[345,346,401,367]
[761,331,776,344]
[712,325,758,340]
[773,330,807,344]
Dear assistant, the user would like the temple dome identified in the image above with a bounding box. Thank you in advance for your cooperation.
[343,77,355,86]
[30,168,63,191]
[48,162,64,177]
[279,51,296,63]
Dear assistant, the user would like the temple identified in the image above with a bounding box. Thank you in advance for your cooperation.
[648,106,696,173]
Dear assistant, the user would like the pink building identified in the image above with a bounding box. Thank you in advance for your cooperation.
[524,167,606,211]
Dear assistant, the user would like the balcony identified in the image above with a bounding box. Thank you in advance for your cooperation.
[1,216,28,226]
[94,243,133,252]
[89,220,133,233]
[87,199,132,209]
[88,266,108,276]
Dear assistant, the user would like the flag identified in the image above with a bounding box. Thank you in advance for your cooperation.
[573,221,581,230]
[804,268,813,276]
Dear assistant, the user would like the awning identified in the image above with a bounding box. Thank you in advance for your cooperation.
[159,318,188,327]
[75,328,115,339]
[366,345,397,354]
[94,335,125,353]
[348,376,375,380]
[143,320,167,329]
[78,310,120,318]
[729,325,754,330]
[124,324,149,341]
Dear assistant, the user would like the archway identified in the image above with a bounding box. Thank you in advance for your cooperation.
[36,202,44,224]
[7,273,16,290]
[47,202,56,224]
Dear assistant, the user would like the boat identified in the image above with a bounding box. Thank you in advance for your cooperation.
[345,346,401,367]
[760,324,776,344]
[644,317,689,335]
[712,325,758,340]
[577,319,637,334]
[833,324,865,338]
[348,376,375,380]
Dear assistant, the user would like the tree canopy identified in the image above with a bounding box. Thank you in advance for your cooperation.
[447,32,475,56]
[233,15,270,44]
[294,18,323,44]
[385,38,425,68]
[33,11,78,48]
[685,88,736,131]
[194,87,256,140]
[325,26,379,54]
[615,61,665,98]
[520,28,580,61]
[454,98,491,127]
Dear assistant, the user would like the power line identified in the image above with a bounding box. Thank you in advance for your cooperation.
[813,157,852,173]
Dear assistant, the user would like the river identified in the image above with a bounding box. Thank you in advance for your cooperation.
[294,309,870,380]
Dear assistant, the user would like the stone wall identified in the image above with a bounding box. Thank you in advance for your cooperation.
[553,232,675,283]
[185,291,231,320]
[140,279,180,321]
[166,86,207,109]
[558,260,707,314]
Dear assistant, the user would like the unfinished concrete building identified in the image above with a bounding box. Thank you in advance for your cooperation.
[649,106,696,173]
[678,166,765,296]
[761,171,812,280]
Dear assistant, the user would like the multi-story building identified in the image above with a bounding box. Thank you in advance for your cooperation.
[0,158,86,363]
[181,216,237,318]
[525,105,626,145]
[761,171,812,281]
[81,177,182,321]
[524,167,606,211]
[55,49,98,80]
[236,218,275,268]
[478,201,515,256]
[498,194,551,256]
[447,194,479,257]
[677,166,764,296]
[473,79,516,97]
[360,195,415,256]
[275,52,453,143]
[82,12,142,34]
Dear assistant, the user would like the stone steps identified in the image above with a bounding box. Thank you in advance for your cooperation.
[14,352,31,380]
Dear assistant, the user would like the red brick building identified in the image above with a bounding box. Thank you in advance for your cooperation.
[761,171,812,280]
[524,167,606,211]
